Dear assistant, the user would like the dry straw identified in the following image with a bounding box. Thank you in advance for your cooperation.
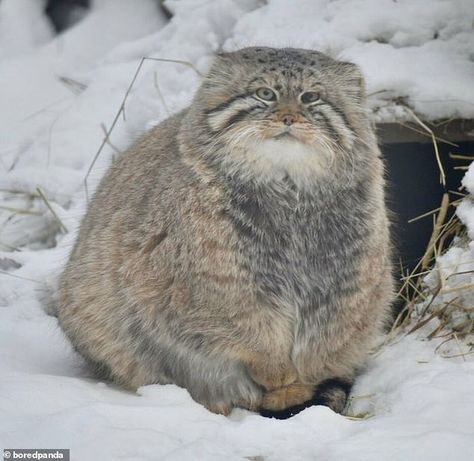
[389,117,473,355]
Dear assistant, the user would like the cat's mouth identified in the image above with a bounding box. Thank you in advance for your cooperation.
[260,124,314,145]
[272,128,299,141]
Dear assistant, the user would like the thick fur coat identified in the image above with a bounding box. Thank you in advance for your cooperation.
[57,47,393,417]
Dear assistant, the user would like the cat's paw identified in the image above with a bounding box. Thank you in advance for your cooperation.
[261,383,314,411]
[204,401,233,416]
[248,360,298,391]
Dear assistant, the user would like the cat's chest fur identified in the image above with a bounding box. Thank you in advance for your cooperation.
[226,177,371,314]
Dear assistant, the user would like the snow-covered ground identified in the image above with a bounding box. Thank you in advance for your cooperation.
[1,1,473,460]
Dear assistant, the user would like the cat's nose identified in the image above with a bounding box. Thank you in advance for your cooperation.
[280,113,297,126]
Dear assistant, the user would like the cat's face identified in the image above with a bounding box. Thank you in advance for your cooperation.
[195,47,368,184]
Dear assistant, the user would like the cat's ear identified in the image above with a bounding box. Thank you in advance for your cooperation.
[215,51,231,59]
[199,53,234,97]
[213,51,236,67]
[339,61,366,100]
[208,52,234,71]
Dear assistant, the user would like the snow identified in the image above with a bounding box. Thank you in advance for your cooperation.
[0,1,473,460]
[459,172,474,242]
[0,0,54,60]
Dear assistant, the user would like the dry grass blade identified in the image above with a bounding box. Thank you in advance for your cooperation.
[448,190,467,198]
[400,268,432,280]
[441,350,474,359]
[397,121,459,148]
[0,188,40,198]
[0,269,42,284]
[446,269,474,279]
[36,187,68,233]
[100,123,122,155]
[344,413,375,421]
[408,206,442,224]
[0,206,42,216]
[84,56,202,200]
[404,107,446,186]
[421,192,449,269]
[144,57,203,77]
[57,76,87,94]
[427,319,449,339]
[408,196,462,224]
[406,297,457,336]
[450,153,474,161]
[439,282,474,295]
[417,285,442,319]
[153,71,170,115]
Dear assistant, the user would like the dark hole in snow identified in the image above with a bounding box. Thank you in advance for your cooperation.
[383,138,472,309]
[45,0,89,32]
[44,0,171,33]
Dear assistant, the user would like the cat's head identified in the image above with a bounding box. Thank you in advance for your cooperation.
[184,47,375,186]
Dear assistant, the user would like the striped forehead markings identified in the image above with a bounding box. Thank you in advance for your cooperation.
[204,92,254,116]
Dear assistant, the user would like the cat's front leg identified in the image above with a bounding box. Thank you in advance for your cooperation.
[243,353,298,391]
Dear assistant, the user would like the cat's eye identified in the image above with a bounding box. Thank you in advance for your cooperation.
[255,87,277,102]
[300,91,321,104]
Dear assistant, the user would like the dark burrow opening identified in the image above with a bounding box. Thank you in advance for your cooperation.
[384,141,469,273]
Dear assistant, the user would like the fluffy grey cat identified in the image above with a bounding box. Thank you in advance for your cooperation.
[57,47,393,418]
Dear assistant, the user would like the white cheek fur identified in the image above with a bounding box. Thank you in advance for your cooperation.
[222,137,335,188]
